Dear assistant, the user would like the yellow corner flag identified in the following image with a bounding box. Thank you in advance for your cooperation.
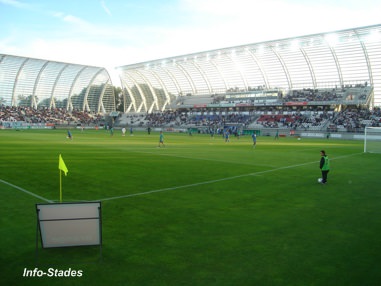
[59,154,68,176]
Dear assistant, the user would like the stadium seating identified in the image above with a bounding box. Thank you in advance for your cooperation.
[2,83,379,133]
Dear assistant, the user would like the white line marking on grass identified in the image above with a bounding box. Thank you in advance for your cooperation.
[98,153,362,202]
[0,153,360,203]
[0,179,53,203]
[133,149,275,167]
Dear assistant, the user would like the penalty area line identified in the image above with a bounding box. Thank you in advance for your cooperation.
[0,179,53,203]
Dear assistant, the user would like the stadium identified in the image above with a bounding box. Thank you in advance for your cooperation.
[2,24,380,138]
[1,24,381,286]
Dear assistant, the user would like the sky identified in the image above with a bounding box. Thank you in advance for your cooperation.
[1,0,380,86]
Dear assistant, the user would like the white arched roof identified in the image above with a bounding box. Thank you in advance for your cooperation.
[118,24,381,112]
[0,54,115,113]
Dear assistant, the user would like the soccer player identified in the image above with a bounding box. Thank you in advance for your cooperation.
[225,130,230,142]
[252,133,257,148]
[158,131,165,147]
[319,150,330,184]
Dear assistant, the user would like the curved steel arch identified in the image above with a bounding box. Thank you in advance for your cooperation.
[174,61,197,94]
[299,47,317,88]
[32,60,50,109]
[125,71,148,112]
[117,24,381,110]
[208,58,229,93]
[51,63,70,109]
[134,70,159,113]
[97,76,112,113]
[355,30,374,86]
[269,47,292,89]
[12,57,29,106]
[120,76,137,113]
[67,66,87,111]
[0,54,115,113]
[83,68,104,112]
[156,64,182,96]
[246,49,270,89]
[145,68,172,111]
[188,59,213,94]
[324,37,344,87]
[225,53,248,91]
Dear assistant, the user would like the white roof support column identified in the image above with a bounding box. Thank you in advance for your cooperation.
[247,50,270,89]
[12,57,29,106]
[120,77,137,113]
[175,62,197,94]
[148,69,172,111]
[67,66,87,111]
[135,70,159,113]
[270,47,292,90]
[124,72,147,112]
[83,68,104,112]
[299,48,317,89]
[190,60,213,94]
[226,54,248,91]
[50,64,69,109]
[32,60,49,109]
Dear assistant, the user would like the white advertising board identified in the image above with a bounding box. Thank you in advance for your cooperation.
[36,202,102,248]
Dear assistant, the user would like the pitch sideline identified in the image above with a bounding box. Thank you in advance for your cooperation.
[98,152,361,202]
[0,153,361,203]
[0,179,53,203]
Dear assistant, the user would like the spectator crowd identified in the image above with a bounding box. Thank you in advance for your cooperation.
[1,104,380,133]
[0,106,103,127]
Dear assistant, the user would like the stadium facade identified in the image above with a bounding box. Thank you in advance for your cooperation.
[0,54,115,113]
[118,24,381,113]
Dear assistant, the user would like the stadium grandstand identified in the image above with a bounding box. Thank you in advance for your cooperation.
[1,24,381,135]
[118,24,381,113]
[0,53,115,117]
[115,24,381,135]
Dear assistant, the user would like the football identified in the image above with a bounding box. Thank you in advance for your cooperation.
[318,178,323,183]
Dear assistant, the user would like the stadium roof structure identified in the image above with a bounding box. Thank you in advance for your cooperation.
[0,54,115,113]
[118,24,381,113]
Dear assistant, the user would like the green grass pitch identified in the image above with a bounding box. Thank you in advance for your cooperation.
[1,128,381,286]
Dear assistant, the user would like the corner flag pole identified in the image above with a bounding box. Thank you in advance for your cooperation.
[59,168,62,203]
[58,154,68,203]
